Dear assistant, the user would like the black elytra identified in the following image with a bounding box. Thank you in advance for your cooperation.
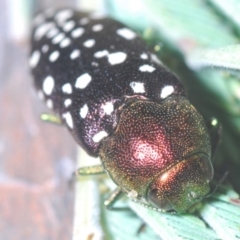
[29,9,185,157]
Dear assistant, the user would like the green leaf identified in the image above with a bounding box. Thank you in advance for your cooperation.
[106,0,239,49]
[128,185,240,240]
[200,186,240,239]
[102,201,159,240]
[186,45,240,70]
[208,0,240,35]
[129,202,218,240]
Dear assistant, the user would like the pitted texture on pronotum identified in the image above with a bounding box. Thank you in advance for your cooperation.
[30,9,213,212]
[99,96,211,200]
[29,9,184,156]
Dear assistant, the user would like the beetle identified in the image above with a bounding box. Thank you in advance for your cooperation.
[29,8,216,213]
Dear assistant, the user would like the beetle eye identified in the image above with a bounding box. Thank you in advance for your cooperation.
[147,188,172,211]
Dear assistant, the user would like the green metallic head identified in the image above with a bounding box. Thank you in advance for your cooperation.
[147,153,213,212]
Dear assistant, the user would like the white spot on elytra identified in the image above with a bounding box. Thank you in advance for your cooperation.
[34,22,55,41]
[46,28,59,38]
[108,52,127,65]
[63,20,75,32]
[71,28,85,38]
[117,28,136,40]
[94,50,109,58]
[75,73,92,89]
[33,14,45,26]
[140,53,148,59]
[62,83,72,94]
[55,9,73,25]
[29,50,40,68]
[130,82,145,93]
[151,54,162,65]
[92,24,103,32]
[93,131,108,143]
[43,76,54,95]
[139,64,156,72]
[45,8,55,17]
[80,104,88,118]
[90,12,106,19]
[160,85,174,99]
[102,102,114,115]
[70,49,80,59]
[64,98,72,107]
[83,39,95,48]
[46,99,53,109]
[49,51,60,62]
[60,38,71,48]
[62,112,73,128]
[92,62,98,67]
[52,33,65,44]
[42,44,49,53]
[79,17,89,25]
[37,90,44,100]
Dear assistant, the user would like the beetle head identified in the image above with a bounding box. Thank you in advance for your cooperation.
[147,153,213,212]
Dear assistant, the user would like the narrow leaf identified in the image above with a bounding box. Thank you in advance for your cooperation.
[186,45,240,70]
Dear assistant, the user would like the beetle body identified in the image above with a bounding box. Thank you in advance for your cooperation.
[30,9,213,212]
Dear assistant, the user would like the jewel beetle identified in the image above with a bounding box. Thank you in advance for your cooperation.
[29,8,214,213]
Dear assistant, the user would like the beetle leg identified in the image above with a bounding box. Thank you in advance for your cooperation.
[68,165,105,188]
[206,117,222,157]
[40,113,62,125]
[104,187,129,211]
[75,168,128,210]
[136,222,147,236]
[206,171,229,197]
[104,188,174,212]
[75,165,105,175]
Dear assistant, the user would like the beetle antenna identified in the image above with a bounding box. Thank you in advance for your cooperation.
[205,171,229,197]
